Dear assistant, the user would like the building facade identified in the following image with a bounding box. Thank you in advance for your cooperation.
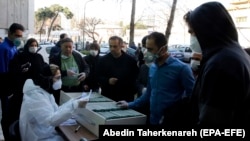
[0,0,34,39]
[228,0,250,47]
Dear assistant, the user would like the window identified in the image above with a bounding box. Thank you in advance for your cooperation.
[236,16,247,23]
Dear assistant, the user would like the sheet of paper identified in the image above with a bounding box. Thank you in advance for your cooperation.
[80,90,92,101]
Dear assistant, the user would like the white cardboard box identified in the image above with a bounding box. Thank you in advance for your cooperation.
[75,101,147,137]
[60,91,147,137]
[59,91,113,105]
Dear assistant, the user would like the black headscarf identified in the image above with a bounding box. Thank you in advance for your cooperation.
[32,65,54,94]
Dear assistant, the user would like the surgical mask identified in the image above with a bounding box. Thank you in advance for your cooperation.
[146,47,163,62]
[144,52,154,63]
[52,79,62,90]
[190,60,200,71]
[145,62,153,67]
[29,47,38,53]
[89,50,98,56]
[122,47,127,52]
[61,54,69,59]
[13,38,23,47]
[190,36,202,53]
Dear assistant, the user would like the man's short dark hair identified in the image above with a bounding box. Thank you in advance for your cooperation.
[60,38,73,45]
[147,32,166,49]
[109,36,123,45]
[89,43,100,50]
[60,33,68,40]
[141,35,148,47]
[183,11,193,34]
[8,23,25,34]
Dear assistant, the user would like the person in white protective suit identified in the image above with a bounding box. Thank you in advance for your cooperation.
[19,64,88,141]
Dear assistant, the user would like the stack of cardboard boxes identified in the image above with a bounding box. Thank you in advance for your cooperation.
[60,91,147,137]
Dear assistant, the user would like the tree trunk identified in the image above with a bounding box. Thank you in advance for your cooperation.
[165,0,177,46]
[47,12,59,41]
[129,0,136,47]
[39,19,45,42]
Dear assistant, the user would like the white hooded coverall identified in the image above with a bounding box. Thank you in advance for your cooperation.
[19,79,82,141]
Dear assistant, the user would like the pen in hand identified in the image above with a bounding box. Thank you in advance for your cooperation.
[75,125,81,133]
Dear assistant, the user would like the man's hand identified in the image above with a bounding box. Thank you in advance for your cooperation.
[67,70,77,76]
[22,67,29,72]
[116,100,129,109]
[109,77,118,85]
[78,99,88,108]
[83,85,89,91]
[21,62,31,72]
[78,72,86,82]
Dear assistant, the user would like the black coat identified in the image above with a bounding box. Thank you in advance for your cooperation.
[49,50,90,91]
[9,50,49,94]
[97,52,139,102]
[189,1,250,127]
[84,54,101,92]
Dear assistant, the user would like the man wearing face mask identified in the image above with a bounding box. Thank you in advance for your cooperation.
[49,33,68,62]
[0,23,25,140]
[184,11,202,78]
[83,43,101,92]
[49,38,90,97]
[136,35,151,98]
[117,32,195,125]
[184,2,250,127]
[9,38,49,128]
[134,35,152,124]
[189,34,202,78]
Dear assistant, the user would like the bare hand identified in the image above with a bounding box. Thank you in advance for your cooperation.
[22,67,29,72]
[67,70,77,76]
[83,85,89,91]
[78,72,86,82]
[78,99,88,108]
[116,100,128,109]
[109,78,118,85]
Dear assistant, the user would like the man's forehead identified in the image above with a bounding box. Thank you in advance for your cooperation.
[13,30,23,37]
[146,38,155,45]
[109,39,121,45]
[62,42,73,46]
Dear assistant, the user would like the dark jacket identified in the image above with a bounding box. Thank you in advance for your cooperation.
[49,50,90,90]
[9,49,49,94]
[136,64,149,97]
[84,54,101,92]
[97,52,139,102]
[8,47,49,125]
[49,42,60,62]
[189,2,250,127]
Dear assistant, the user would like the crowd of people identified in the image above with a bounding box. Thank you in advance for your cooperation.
[0,1,250,141]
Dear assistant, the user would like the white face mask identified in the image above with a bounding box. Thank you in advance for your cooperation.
[61,54,69,59]
[147,46,164,62]
[29,47,38,53]
[89,50,98,56]
[52,79,62,90]
[190,60,200,71]
[145,62,153,67]
[190,35,202,53]
[122,47,127,52]
[144,52,154,63]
